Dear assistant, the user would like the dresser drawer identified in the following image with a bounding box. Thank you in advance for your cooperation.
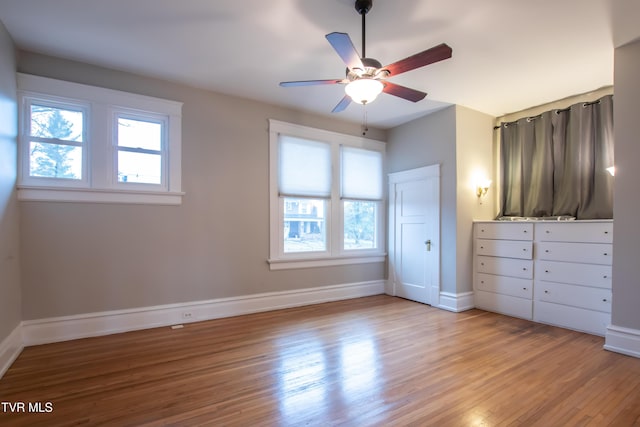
[476,273,532,299]
[534,301,611,336]
[476,290,533,320]
[475,222,533,240]
[534,281,612,313]
[477,256,533,279]
[537,242,612,265]
[535,260,611,288]
[535,221,613,243]
[476,239,533,260]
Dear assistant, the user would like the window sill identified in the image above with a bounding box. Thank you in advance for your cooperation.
[267,254,386,270]
[17,186,184,205]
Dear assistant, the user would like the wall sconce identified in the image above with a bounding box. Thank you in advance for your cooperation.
[476,180,491,198]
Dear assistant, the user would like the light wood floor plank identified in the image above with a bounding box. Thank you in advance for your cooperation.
[1,295,639,426]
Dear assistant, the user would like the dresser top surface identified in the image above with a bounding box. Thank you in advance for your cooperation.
[473,219,613,224]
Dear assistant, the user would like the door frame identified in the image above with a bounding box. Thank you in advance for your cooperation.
[387,164,441,304]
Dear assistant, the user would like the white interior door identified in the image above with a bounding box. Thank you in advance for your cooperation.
[388,165,440,305]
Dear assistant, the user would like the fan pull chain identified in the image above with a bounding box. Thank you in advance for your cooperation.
[362,103,369,136]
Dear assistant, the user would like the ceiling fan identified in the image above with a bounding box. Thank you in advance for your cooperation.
[279,0,453,113]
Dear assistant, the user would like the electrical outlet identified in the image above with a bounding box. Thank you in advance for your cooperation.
[182,311,193,320]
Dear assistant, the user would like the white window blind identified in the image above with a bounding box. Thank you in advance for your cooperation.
[341,146,383,200]
[278,135,331,197]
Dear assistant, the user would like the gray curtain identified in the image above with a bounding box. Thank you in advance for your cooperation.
[499,95,614,219]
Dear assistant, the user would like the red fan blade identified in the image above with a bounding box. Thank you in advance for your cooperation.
[332,95,352,113]
[325,32,364,71]
[280,79,345,87]
[383,43,452,77]
[383,82,427,102]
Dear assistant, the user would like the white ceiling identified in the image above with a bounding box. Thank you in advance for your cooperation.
[1,0,638,129]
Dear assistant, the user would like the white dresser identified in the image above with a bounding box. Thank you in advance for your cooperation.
[473,220,613,336]
[533,221,613,336]
[474,222,534,320]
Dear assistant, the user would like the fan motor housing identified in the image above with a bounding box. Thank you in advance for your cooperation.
[346,57,388,81]
[361,57,381,69]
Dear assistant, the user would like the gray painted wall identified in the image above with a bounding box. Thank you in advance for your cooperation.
[612,39,640,331]
[386,105,494,297]
[17,51,386,320]
[386,107,459,294]
[454,105,495,294]
[0,22,21,341]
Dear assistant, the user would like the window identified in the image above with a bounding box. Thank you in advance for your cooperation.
[17,73,183,204]
[278,135,331,254]
[268,120,386,270]
[25,100,87,184]
[23,98,88,186]
[115,113,166,186]
[341,146,383,251]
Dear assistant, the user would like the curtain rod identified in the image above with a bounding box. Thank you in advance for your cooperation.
[493,98,604,130]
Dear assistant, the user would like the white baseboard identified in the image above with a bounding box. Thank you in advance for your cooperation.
[0,325,23,379]
[437,291,475,313]
[604,324,640,358]
[21,280,385,346]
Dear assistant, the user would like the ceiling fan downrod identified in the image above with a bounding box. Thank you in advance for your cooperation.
[355,0,372,58]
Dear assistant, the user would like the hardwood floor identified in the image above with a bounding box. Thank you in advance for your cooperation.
[1,295,640,426]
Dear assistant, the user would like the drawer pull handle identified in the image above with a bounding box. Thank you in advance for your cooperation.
[604,253,609,256]
[523,287,528,291]
[522,248,527,251]
[481,280,485,284]
[603,298,608,302]
[523,230,528,233]
[480,246,484,249]
[481,229,485,232]
[480,263,485,266]
[523,268,527,271]
[545,249,550,253]
[546,230,550,234]
[544,290,549,294]
[545,270,549,273]
[603,275,608,279]
[604,231,609,234]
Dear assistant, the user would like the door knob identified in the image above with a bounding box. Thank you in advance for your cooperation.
[425,239,432,251]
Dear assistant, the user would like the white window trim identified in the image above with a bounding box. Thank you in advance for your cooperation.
[268,119,386,270]
[17,73,183,205]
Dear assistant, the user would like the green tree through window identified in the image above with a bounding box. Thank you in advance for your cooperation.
[344,200,376,249]
[29,105,82,179]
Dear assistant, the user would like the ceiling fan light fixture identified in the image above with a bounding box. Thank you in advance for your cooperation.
[345,78,384,104]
